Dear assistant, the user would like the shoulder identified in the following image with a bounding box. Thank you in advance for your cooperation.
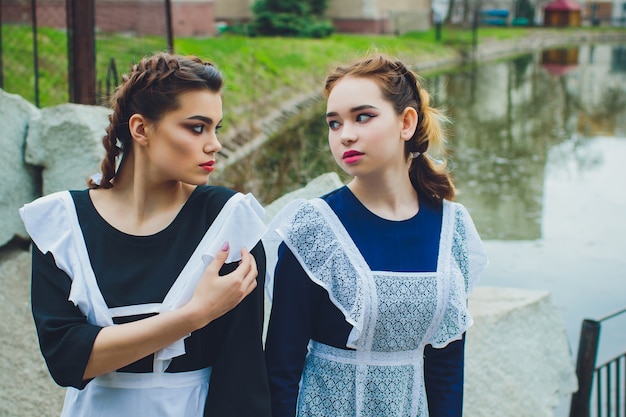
[192,184,237,204]
[321,185,349,206]
[20,190,73,222]
[444,199,473,223]
[187,184,238,213]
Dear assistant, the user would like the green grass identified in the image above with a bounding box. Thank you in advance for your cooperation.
[3,24,624,119]
[0,25,495,108]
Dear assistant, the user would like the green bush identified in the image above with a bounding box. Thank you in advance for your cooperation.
[250,0,334,38]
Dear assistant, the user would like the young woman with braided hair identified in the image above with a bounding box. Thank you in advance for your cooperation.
[264,54,489,416]
[20,52,272,416]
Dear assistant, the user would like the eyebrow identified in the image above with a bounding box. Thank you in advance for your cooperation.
[187,115,221,125]
[326,104,378,118]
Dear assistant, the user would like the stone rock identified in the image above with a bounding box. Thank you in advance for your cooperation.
[263,171,344,223]
[0,89,40,246]
[464,286,578,417]
[24,103,111,196]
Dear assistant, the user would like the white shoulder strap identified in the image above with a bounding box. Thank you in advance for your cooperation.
[19,191,113,326]
[154,193,267,367]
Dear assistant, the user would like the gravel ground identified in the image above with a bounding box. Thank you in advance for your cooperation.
[0,241,64,417]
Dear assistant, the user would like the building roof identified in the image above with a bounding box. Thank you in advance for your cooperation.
[544,0,582,11]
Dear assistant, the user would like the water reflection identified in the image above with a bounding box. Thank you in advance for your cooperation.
[213,43,626,242]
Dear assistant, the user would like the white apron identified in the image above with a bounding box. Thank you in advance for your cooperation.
[20,190,267,417]
[264,198,488,417]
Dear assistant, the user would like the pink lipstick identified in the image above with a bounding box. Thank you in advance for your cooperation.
[342,150,364,165]
[199,160,215,172]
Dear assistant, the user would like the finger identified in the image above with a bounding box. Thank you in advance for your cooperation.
[206,241,230,275]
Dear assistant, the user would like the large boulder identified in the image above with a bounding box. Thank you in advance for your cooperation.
[24,103,111,196]
[0,89,40,246]
[465,286,578,417]
[263,171,344,223]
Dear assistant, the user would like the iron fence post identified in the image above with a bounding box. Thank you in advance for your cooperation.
[570,319,601,417]
[165,0,174,53]
[66,0,95,104]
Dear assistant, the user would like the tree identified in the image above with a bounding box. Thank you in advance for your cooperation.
[250,0,334,38]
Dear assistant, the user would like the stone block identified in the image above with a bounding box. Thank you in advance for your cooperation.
[263,171,344,223]
[0,89,40,245]
[24,103,111,196]
[465,286,578,417]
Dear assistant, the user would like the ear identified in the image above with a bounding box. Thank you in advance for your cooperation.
[400,107,418,141]
[128,113,150,146]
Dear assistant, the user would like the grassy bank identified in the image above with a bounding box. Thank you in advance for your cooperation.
[3,25,546,108]
[2,25,624,126]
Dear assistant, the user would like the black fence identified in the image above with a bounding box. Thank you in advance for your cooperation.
[571,308,626,417]
[0,0,171,108]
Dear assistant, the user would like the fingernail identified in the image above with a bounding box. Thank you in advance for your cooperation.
[221,241,229,251]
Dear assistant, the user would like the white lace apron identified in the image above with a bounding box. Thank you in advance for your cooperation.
[20,190,267,417]
[264,198,488,417]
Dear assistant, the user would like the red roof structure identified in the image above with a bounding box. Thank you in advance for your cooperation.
[543,0,581,26]
[544,0,582,11]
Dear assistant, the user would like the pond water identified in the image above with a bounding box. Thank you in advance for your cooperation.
[213,43,626,409]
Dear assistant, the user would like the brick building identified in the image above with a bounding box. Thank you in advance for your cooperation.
[216,0,432,34]
[2,0,216,37]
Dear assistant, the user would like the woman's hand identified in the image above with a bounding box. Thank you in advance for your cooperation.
[184,242,259,329]
[83,242,258,380]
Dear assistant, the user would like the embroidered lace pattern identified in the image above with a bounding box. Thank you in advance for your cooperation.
[298,341,426,417]
[371,272,438,352]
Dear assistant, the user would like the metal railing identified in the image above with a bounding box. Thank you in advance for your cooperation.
[570,308,626,417]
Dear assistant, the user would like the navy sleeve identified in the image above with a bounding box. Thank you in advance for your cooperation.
[423,334,466,417]
[265,244,323,417]
[30,244,102,389]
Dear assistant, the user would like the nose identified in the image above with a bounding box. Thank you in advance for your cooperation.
[204,131,222,154]
[340,123,357,146]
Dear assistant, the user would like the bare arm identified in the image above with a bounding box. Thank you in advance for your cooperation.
[83,243,258,379]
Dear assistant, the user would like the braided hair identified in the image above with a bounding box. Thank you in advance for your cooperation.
[88,52,223,189]
[323,54,455,204]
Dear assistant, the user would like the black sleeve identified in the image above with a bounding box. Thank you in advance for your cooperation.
[204,240,272,417]
[423,334,466,417]
[30,244,102,389]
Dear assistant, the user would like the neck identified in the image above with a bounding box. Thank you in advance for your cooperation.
[92,152,194,235]
[348,171,419,221]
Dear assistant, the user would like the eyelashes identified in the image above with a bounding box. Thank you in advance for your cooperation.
[327,113,376,130]
[190,124,223,134]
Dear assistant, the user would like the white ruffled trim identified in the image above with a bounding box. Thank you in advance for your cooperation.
[264,198,372,348]
[428,201,489,348]
[20,191,113,326]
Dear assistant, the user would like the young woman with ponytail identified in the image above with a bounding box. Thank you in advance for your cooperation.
[264,54,489,417]
[20,52,271,416]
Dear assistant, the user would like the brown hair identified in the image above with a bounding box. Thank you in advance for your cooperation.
[323,54,455,203]
[88,52,224,189]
